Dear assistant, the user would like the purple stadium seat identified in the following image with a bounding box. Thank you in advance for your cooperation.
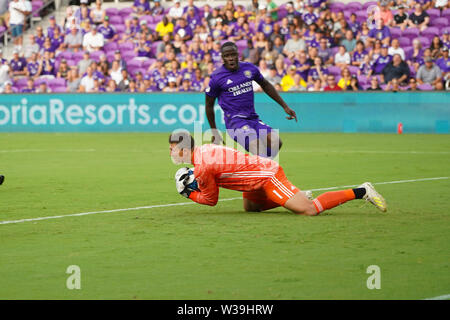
[113,24,125,33]
[427,9,441,20]
[15,77,29,87]
[418,83,433,91]
[329,2,345,12]
[328,66,341,76]
[345,2,363,11]
[357,75,369,85]
[66,59,76,66]
[122,50,137,60]
[403,46,413,60]
[398,36,411,47]
[402,28,420,40]
[49,78,66,88]
[59,51,73,60]
[89,50,104,62]
[127,58,142,69]
[442,9,450,19]
[104,42,118,52]
[142,58,155,69]
[140,15,154,24]
[431,17,448,28]
[35,77,50,86]
[73,51,85,62]
[390,27,401,39]
[105,8,119,17]
[348,66,359,76]
[362,1,377,10]
[442,26,450,36]
[118,41,134,51]
[278,8,287,19]
[417,36,431,48]
[51,86,67,93]
[119,7,133,18]
[421,27,439,37]
[106,51,115,63]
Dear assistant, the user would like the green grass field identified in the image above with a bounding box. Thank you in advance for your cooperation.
[0,133,449,300]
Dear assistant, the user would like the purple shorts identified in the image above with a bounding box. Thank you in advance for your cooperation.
[225,116,273,152]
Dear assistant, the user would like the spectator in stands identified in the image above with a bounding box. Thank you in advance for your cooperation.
[47,15,62,39]
[382,53,410,85]
[91,75,105,92]
[384,78,402,92]
[79,65,95,92]
[368,19,391,47]
[36,81,50,93]
[50,26,65,54]
[334,45,351,69]
[337,68,352,90]
[168,0,183,23]
[109,60,123,85]
[281,65,306,91]
[57,59,70,79]
[105,78,120,92]
[393,4,409,31]
[283,30,306,59]
[21,77,35,93]
[347,13,360,36]
[417,57,443,89]
[10,49,27,77]
[406,3,430,32]
[63,26,83,52]
[7,0,29,51]
[151,0,164,16]
[155,16,174,41]
[35,26,45,49]
[174,18,193,42]
[77,51,92,76]
[436,47,449,75]
[90,0,106,26]
[324,74,342,91]
[351,40,367,68]
[133,0,151,16]
[318,37,333,66]
[307,56,328,85]
[24,34,40,59]
[430,36,443,60]
[407,77,420,91]
[135,37,152,58]
[368,45,392,76]
[83,25,104,52]
[340,29,356,53]
[183,0,200,17]
[379,2,394,26]
[367,76,382,91]
[409,38,424,72]
[388,38,405,61]
[67,66,81,93]
[38,50,56,79]
[26,51,40,78]
[98,16,118,42]
[303,4,319,26]
[308,78,323,91]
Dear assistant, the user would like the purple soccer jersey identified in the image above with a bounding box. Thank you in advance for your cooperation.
[27,61,40,76]
[206,61,264,122]
[372,54,392,74]
[302,13,318,26]
[98,25,116,40]
[368,27,391,41]
[10,57,27,72]
[257,21,274,38]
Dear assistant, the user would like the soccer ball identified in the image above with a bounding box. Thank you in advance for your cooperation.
[175,167,199,192]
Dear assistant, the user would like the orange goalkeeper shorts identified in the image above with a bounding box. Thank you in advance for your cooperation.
[243,167,300,206]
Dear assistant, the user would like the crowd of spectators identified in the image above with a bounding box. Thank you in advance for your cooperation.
[0,0,449,94]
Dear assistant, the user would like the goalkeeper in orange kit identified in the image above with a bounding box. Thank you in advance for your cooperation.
[169,131,387,215]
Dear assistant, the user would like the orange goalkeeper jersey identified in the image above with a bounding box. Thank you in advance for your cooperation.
[188,144,280,206]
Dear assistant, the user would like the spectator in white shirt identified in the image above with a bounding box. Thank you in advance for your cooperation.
[83,25,104,52]
[388,38,405,61]
[7,0,28,50]
[334,45,351,69]
[168,0,183,23]
[79,66,95,92]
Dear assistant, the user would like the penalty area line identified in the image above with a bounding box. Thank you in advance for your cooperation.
[0,176,448,226]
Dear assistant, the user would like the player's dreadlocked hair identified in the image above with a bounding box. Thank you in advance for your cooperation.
[169,130,195,150]
[220,41,238,53]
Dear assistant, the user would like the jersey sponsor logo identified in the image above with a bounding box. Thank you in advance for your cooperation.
[227,81,253,96]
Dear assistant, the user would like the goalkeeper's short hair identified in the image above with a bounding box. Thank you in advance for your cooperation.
[169,130,195,150]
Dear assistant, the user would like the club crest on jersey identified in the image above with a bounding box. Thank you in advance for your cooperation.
[244,70,252,78]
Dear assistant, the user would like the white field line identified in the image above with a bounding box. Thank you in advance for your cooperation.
[424,294,450,300]
[1,149,450,154]
[0,176,448,226]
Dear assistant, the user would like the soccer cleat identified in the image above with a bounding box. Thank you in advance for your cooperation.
[303,190,313,200]
[359,182,387,212]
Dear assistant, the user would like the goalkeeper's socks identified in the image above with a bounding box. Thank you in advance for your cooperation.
[352,188,366,199]
[312,189,357,215]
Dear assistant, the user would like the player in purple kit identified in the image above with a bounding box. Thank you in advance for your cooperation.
[205,42,297,158]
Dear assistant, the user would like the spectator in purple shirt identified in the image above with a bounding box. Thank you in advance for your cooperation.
[307,56,329,85]
[10,49,27,77]
[151,0,164,16]
[174,18,193,41]
[38,51,56,78]
[352,41,368,68]
[133,0,151,15]
[21,78,36,93]
[50,27,65,53]
[47,16,63,39]
[186,6,201,31]
[302,5,318,26]
[35,26,46,49]
[26,51,40,78]
[182,0,200,17]
[367,19,391,47]
[368,45,392,76]
[97,16,118,42]
[436,47,449,74]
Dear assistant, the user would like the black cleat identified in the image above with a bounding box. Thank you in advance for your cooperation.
[0,175,4,185]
